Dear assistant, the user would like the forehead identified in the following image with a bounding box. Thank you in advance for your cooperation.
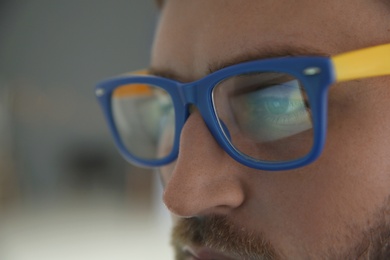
[151,0,389,80]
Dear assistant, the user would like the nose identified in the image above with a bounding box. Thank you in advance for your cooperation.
[162,111,246,217]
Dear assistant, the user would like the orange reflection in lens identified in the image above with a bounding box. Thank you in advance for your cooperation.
[113,84,152,98]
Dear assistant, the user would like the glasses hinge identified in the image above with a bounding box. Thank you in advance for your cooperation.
[303,67,321,76]
[95,89,105,97]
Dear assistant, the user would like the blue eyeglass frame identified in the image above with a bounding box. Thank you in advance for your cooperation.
[95,43,390,171]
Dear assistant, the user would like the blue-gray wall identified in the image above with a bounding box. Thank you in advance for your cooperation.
[0,1,158,199]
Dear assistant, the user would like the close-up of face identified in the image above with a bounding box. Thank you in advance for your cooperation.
[149,0,390,259]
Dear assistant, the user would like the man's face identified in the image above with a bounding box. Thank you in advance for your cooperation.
[151,0,390,259]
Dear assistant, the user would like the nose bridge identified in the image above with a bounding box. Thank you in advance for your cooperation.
[178,81,199,107]
[163,82,247,217]
[162,111,246,217]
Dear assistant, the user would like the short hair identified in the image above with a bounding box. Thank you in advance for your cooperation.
[155,0,164,9]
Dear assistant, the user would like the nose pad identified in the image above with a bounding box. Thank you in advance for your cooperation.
[188,104,231,141]
[219,119,231,141]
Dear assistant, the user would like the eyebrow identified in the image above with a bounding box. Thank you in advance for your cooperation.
[208,45,329,73]
[149,45,329,82]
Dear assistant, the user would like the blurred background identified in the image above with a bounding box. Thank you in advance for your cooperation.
[0,1,173,259]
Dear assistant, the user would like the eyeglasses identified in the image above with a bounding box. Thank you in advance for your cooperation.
[95,43,390,171]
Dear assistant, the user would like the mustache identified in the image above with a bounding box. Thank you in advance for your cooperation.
[171,215,280,260]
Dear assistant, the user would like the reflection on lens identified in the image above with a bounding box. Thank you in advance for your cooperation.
[213,72,314,162]
[112,83,175,161]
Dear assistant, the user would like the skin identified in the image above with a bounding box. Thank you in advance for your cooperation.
[150,0,390,259]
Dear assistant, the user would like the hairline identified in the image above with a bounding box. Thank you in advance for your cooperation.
[155,0,164,9]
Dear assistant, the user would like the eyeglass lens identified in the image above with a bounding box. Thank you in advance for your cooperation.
[212,72,314,162]
[112,83,175,160]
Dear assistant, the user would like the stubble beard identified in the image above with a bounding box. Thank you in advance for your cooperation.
[171,197,390,260]
[172,215,279,260]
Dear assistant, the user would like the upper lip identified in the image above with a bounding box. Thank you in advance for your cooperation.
[183,245,235,260]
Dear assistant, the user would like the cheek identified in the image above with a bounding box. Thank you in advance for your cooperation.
[306,79,390,223]
[326,79,390,169]
[240,81,390,252]
[325,80,390,192]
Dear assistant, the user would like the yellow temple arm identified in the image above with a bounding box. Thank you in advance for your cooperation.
[332,43,390,82]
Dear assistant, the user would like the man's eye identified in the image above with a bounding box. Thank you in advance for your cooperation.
[262,96,293,115]
[230,80,313,142]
